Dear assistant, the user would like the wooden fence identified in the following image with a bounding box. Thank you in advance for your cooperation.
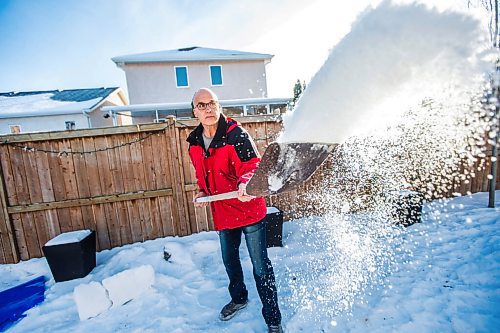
[0,116,292,264]
[0,116,498,264]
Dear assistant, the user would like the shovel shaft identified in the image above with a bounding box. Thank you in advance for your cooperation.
[195,190,239,203]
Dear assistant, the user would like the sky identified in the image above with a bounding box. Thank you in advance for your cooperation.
[0,0,484,99]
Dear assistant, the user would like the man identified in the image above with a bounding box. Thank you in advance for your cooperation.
[187,88,283,333]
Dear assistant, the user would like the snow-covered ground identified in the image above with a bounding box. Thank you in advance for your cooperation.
[1,191,498,332]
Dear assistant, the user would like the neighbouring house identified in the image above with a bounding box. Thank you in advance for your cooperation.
[0,88,130,134]
[107,46,291,123]
[112,46,274,104]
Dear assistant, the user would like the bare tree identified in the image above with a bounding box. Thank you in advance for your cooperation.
[468,0,499,46]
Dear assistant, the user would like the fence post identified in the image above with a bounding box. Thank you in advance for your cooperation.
[0,155,19,263]
[489,67,500,208]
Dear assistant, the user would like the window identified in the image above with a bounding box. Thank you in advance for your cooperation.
[270,103,288,114]
[222,106,244,117]
[9,125,21,134]
[175,66,189,87]
[246,105,268,116]
[210,65,223,86]
[65,121,76,130]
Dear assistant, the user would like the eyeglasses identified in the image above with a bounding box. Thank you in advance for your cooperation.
[195,101,218,110]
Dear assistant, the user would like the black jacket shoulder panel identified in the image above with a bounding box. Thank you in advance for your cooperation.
[227,126,259,162]
[187,124,204,147]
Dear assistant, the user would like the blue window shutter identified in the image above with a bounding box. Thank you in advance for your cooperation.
[175,67,188,87]
[210,66,222,85]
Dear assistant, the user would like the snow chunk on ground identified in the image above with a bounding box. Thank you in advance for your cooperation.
[73,281,111,320]
[101,265,155,307]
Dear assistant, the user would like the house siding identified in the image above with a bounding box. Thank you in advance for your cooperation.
[0,114,89,135]
[89,91,131,128]
[123,60,268,104]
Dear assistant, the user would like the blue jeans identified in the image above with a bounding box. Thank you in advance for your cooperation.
[219,219,282,326]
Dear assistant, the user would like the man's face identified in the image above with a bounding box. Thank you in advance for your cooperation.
[193,90,221,127]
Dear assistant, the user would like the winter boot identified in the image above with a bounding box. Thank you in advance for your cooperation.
[268,324,284,333]
[219,300,248,321]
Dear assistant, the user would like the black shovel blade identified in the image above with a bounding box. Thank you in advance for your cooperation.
[246,142,337,197]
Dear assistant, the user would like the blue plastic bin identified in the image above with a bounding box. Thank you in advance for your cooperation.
[0,275,46,331]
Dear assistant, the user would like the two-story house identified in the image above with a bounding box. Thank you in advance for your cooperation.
[106,47,290,123]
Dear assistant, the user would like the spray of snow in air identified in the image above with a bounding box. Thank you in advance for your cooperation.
[274,1,496,328]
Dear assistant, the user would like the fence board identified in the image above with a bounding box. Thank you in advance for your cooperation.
[166,120,190,236]
[173,122,192,235]
[141,133,155,189]
[82,137,110,250]
[476,157,486,192]
[9,146,30,205]
[21,147,50,254]
[22,153,44,245]
[11,213,28,260]
[142,135,162,239]
[156,129,176,235]
[22,212,42,258]
[0,236,5,263]
[119,135,143,243]
[139,198,154,240]
[150,197,162,239]
[44,209,60,241]
[158,196,174,236]
[126,200,144,243]
[70,139,95,234]
[482,157,492,192]
[0,146,19,264]
[95,137,122,247]
[0,146,17,206]
[0,157,17,263]
[129,133,151,240]
[109,135,133,244]
[177,127,202,233]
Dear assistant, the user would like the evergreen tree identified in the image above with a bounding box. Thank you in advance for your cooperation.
[292,79,306,106]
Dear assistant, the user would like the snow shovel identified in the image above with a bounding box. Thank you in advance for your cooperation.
[195,142,336,203]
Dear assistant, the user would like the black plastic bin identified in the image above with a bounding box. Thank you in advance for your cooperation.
[42,230,96,282]
[265,207,283,248]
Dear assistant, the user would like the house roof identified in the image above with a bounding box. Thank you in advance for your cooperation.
[0,87,121,119]
[112,46,274,64]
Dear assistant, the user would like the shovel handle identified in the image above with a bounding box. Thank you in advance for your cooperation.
[195,190,239,203]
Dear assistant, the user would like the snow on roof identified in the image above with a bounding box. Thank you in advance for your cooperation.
[0,88,119,119]
[112,46,274,64]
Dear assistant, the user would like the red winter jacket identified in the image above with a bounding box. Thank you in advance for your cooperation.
[187,115,267,230]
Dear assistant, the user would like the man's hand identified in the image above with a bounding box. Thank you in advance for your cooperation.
[193,191,209,208]
[238,183,255,202]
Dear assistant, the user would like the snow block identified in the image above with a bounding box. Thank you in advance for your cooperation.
[266,207,283,247]
[42,230,96,282]
[102,265,155,307]
[73,281,112,320]
[0,275,46,331]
